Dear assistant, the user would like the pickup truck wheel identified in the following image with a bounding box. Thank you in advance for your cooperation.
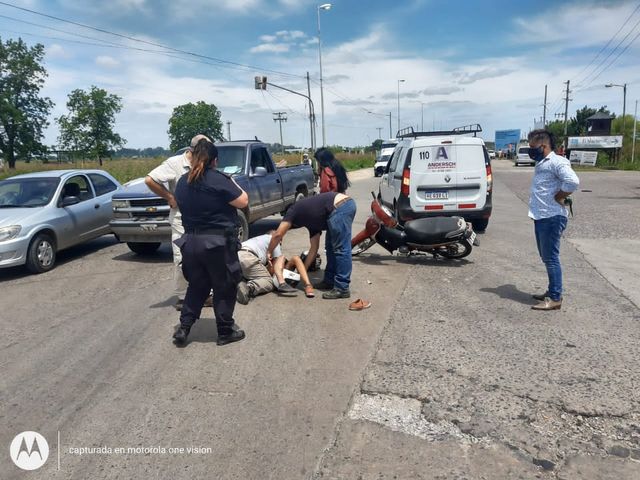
[237,210,249,242]
[127,242,161,255]
[295,191,306,203]
[26,233,56,273]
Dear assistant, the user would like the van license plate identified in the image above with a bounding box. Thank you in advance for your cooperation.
[425,190,448,200]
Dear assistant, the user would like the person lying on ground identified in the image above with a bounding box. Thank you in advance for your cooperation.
[271,254,315,298]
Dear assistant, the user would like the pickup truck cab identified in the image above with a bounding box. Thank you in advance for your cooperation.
[110,140,315,253]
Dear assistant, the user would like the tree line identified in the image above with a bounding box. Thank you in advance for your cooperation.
[1,37,226,169]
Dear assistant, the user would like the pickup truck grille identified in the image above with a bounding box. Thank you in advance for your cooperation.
[130,198,167,207]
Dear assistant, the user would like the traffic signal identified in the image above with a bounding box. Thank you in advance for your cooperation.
[254,76,267,90]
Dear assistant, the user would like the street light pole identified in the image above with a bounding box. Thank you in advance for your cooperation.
[421,103,425,131]
[606,82,628,133]
[397,79,405,133]
[317,3,331,147]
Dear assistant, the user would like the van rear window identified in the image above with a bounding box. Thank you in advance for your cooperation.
[518,147,530,154]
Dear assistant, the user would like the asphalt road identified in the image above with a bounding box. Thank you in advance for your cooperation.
[1,161,639,479]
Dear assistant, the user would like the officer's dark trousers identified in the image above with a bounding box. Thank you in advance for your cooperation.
[178,234,240,335]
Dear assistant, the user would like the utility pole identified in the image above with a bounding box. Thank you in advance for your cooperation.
[306,71,316,152]
[542,84,548,125]
[388,112,392,138]
[226,121,232,141]
[273,112,287,154]
[563,80,571,137]
[632,99,637,163]
[376,127,383,139]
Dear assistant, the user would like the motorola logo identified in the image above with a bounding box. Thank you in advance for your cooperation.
[10,431,49,471]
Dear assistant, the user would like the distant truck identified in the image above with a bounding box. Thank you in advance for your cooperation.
[110,140,315,254]
[374,139,398,177]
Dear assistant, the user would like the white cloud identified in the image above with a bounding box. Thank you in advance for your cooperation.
[260,34,277,43]
[249,43,290,53]
[95,56,120,69]
[46,44,71,60]
[513,1,640,48]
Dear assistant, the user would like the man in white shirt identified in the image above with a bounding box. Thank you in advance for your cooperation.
[236,232,297,304]
[145,134,211,310]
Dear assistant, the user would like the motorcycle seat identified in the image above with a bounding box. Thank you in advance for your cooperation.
[404,217,465,245]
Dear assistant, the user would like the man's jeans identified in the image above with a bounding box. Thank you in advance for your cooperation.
[324,198,357,292]
[534,215,568,301]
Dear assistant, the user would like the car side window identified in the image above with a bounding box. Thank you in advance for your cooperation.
[251,148,274,174]
[88,173,118,197]
[388,148,402,173]
[62,175,94,202]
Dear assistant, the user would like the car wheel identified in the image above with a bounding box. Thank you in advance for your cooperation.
[26,233,56,273]
[127,242,161,255]
[237,210,249,242]
[471,219,489,232]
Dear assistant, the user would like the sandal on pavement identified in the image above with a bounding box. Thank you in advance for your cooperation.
[304,284,315,298]
[349,299,371,311]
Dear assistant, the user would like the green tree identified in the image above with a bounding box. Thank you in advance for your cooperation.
[167,101,224,151]
[371,139,383,152]
[57,86,125,165]
[0,37,53,169]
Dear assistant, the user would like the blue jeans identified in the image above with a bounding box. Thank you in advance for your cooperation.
[534,215,568,301]
[324,198,357,291]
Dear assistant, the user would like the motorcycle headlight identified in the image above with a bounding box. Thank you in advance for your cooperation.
[0,225,21,242]
[112,200,129,209]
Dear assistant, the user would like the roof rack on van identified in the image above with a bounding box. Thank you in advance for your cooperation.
[396,124,483,139]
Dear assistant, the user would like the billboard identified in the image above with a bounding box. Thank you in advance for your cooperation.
[495,129,521,152]
[569,150,598,166]
[567,136,623,149]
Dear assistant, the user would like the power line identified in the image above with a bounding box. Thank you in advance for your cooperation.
[0,1,304,80]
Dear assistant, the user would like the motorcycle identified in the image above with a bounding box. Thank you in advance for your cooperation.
[351,193,479,258]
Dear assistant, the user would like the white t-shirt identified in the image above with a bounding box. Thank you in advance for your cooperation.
[242,234,282,265]
[147,153,190,222]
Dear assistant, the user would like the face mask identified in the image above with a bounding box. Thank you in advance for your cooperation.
[528,146,545,162]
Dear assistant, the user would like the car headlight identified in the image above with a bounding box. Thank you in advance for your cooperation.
[112,200,129,209]
[0,225,21,242]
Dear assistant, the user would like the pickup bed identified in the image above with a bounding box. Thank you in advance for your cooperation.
[110,140,315,253]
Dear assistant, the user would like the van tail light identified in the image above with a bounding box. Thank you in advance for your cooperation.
[486,164,493,193]
[401,168,410,196]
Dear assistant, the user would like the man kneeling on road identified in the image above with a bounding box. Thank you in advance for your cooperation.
[267,191,356,300]
[236,232,297,304]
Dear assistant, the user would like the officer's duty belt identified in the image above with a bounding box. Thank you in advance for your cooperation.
[186,228,233,236]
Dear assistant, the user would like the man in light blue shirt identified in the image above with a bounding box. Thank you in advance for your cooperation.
[527,129,579,311]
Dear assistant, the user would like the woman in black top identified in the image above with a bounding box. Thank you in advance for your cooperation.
[172,139,249,347]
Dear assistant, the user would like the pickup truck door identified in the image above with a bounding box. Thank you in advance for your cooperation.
[248,146,285,217]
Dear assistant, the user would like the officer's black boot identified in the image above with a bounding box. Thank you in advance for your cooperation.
[216,328,245,346]
[173,325,191,346]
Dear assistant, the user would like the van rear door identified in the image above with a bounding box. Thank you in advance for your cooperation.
[409,142,458,213]
[454,143,487,211]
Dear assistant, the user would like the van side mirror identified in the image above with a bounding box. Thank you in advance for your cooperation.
[61,196,80,207]
[252,166,267,177]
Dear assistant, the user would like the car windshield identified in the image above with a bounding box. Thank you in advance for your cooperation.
[379,154,391,163]
[0,177,60,208]
[381,143,397,149]
[518,147,530,154]
[216,146,245,175]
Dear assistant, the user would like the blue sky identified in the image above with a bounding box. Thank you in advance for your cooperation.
[1,0,639,148]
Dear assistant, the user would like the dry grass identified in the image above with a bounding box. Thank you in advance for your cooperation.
[0,158,164,183]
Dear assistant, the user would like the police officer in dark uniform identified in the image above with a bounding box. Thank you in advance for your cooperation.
[172,139,249,347]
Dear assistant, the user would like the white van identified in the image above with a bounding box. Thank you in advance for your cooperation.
[515,143,534,167]
[378,125,493,231]
[374,139,397,177]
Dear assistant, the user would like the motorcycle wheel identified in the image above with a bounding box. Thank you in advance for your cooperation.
[352,237,376,256]
[439,241,472,259]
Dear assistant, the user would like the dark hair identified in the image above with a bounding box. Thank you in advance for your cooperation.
[314,148,351,193]
[528,129,556,150]
[188,139,217,183]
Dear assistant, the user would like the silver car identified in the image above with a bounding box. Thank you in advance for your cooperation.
[0,169,121,273]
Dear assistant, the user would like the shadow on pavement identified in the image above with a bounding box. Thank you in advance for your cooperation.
[150,295,179,309]
[353,253,471,268]
[0,235,119,283]
[480,284,537,305]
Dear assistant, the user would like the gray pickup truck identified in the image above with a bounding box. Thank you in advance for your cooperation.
[110,140,315,253]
